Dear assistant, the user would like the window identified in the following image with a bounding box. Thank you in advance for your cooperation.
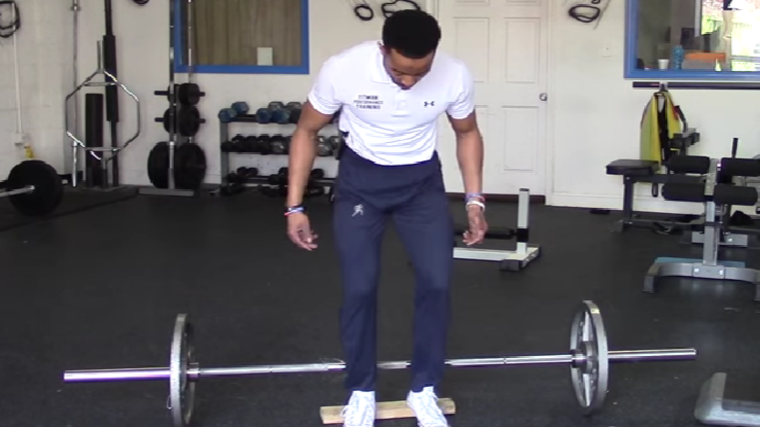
[625,0,760,79]
[173,0,310,74]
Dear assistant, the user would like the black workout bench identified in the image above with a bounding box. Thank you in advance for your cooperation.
[606,129,701,232]
[606,159,705,232]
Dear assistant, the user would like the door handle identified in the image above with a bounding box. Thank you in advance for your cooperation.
[539,93,548,101]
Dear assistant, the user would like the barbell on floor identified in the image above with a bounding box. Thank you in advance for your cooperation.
[1,160,64,216]
[62,301,697,427]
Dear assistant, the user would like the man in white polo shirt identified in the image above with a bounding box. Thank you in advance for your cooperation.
[286,9,487,427]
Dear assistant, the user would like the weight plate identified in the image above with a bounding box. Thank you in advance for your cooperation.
[178,83,202,106]
[173,143,207,190]
[170,314,196,427]
[569,300,609,415]
[177,106,202,137]
[148,141,170,189]
[6,160,63,216]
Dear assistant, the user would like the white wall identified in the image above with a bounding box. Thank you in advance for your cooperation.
[3,0,758,213]
[75,0,392,184]
[549,1,760,213]
[0,0,73,177]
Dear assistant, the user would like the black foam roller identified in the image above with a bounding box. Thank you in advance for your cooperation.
[85,93,104,187]
[714,184,758,206]
[666,155,711,174]
[662,182,706,203]
[103,34,119,123]
[719,158,760,178]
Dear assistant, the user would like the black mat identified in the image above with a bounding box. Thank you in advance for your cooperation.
[0,185,138,232]
[0,193,757,427]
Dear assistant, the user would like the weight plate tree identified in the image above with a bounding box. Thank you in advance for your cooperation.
[62,301,697,427]
[2,160,64,216]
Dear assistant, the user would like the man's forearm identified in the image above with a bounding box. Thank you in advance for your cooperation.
[286,128,318,207]
[456,130,484,195]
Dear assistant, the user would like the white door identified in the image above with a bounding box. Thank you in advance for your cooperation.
[435,0,549,195]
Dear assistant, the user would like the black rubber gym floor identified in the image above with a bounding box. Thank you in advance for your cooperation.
[0,193,757,427]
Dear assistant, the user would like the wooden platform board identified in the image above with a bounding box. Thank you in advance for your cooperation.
[320,398,456,424]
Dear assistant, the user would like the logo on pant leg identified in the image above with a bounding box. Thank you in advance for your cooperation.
[352,204,364,217]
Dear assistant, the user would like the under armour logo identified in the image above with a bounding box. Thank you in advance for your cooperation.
[352,204,364,217]
[424,101,435,107]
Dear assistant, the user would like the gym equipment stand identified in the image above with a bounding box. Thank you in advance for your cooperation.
[695,372,760,427]
[453,189,540,271]
[140,0,205,197]
[643,155,760,301]
[65,41,141,190]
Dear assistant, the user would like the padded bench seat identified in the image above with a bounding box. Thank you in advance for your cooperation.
[606,159,660,176]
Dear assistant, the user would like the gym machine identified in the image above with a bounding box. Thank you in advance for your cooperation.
[63,301,696,427]
[643,154,760,301]
[65,40,141,191]
[695,372,760,427]
[140,0,207,197]
[453,189,540,271]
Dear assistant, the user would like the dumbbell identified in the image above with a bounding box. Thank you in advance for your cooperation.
[328,136,341,150]
[219,108,238,123]
[271,135,288,155]
[268,101,285,111]
[256,108,272,124]
[270,107,291,124]
[220,141,234,153]
[311,169,325,180]
[258,135,273,155]
[230,134,246,152]
[267,167,289,186]
[287,102,303,124]
[305,180,326,198]
[231,102,249,115]
[236,167,259,180]
[316,136,333,157]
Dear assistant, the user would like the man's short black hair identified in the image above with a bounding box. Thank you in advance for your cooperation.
[382,9,441,59]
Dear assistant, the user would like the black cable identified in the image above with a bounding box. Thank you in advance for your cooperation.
[355,3,374,21]
[0,1,20,39]
[568,4,600,23]
[381,0,421,19]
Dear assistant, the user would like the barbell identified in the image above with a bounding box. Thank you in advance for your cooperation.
[62,301,697,427]
[2,160,64,216]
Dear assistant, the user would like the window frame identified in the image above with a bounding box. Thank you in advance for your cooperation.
[624,0,760,80]
[172,0,310,75]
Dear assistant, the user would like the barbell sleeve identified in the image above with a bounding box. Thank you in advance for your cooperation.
[63,347,696,384]
[608,348,697,362]
[64,367,171,382]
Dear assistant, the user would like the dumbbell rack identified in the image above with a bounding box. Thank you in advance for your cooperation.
[212,112,339,197]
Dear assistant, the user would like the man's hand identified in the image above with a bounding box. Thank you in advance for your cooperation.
[462,205,488,246]
[287,212,318,251]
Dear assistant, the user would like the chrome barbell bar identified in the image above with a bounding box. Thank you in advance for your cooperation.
[64,348,696,383]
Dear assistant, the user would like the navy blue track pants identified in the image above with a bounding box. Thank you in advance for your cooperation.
[332,146,454,393]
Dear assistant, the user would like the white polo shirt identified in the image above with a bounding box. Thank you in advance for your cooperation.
[307,40,475,166]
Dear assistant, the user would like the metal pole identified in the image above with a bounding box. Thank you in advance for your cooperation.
[63,348,697,384]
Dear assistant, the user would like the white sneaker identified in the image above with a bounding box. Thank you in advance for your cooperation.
[342,390,376,427]
[406,386,450,427]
